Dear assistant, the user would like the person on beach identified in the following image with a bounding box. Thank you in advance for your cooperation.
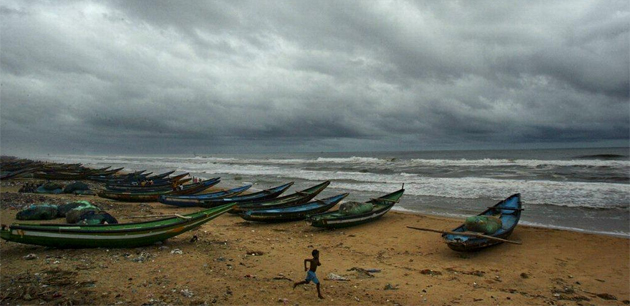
[293,249,323,299]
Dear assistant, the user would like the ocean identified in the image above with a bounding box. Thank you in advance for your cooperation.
[38,147,630,237]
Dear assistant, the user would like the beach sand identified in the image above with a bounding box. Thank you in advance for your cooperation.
[1,180,628,305]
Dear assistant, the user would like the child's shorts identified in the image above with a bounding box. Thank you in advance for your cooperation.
[305,270,319,284]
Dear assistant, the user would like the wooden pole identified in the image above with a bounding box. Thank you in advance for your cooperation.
[406,226,522,245]
[124,214,191,219]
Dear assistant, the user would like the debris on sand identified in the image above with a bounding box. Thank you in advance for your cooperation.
[23,254,38,260]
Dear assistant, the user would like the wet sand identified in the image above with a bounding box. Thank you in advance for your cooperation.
[1,180,628,305]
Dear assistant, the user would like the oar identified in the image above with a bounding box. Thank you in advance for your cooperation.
[370,198,399,203]
[406,226,522,245]
[125,214,192,219]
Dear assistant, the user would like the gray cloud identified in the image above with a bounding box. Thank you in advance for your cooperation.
[1,0,628,155]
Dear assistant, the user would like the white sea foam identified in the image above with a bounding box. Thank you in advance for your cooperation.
[41,154,630,169]
[38,154,630,209]
[170,162,630,209]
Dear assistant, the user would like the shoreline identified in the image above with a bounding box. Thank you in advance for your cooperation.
[389,208,630,239]
[27,152,630,237]
[1,177,629,305]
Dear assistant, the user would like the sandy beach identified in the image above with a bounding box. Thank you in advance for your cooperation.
[1,179,628,306]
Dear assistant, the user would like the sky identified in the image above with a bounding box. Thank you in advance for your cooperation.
[1,0,628,155]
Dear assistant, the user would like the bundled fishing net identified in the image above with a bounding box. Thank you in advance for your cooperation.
[339,201,374,215]
[66,203,101,224]
[464,215,503,234]
[16,204,59,220]
[42,182,64,190]
[57,201,95,217]
[62,181,90,194]
[36,182,64,194]
[77,211,118,225]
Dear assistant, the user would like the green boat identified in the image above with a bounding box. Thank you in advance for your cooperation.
[0,203,235,248]
[307,188,405,228]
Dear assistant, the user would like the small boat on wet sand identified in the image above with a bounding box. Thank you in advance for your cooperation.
[241,193,349,222]
[440,193,523,251]
[307,188,404,229]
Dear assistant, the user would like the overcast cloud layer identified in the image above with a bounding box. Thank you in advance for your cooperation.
[1,0,628,155]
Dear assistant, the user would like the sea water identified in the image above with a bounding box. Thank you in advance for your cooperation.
[38,147,630,237]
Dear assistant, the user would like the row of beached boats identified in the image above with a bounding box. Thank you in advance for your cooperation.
[0,159,522,252]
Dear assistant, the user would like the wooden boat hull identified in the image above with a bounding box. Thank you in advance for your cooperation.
[229,181,330,214]
[106,173,189,189]
[34,172,89,180]
[0,203,235,248]
[307,189,405,229]
[146,170,176,180]
[198,182,295,208]
[98,178,220,202]
[105,178,192,192]
[0,168,35,180]
[442,193,522,252]
[157,185,252,207]
[241,193,348,222]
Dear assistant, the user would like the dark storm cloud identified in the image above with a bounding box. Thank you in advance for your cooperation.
[1,0,628,155]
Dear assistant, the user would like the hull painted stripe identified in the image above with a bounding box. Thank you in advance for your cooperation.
[324,208,391,224]
[10,216,213,240]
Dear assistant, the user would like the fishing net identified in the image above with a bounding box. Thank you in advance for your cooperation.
[464,215,503,234]
[63,181,90,193]
[57,201,95,217]
[16,204,60,220]
[339,201,374,215]
[77,211,118,225]
[42,182,64,190]
[66,205,101,224]
[35,186,63,194]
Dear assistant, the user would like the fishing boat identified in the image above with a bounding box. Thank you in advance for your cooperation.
[230,181,331,214]
[92,167,123,176]
[0,203,236,248]
[98,178,220,202]
[90,169,147,182]
[157,184,252,207]
[0,167,36,180]
[34,171,90,180]
[105,178,192,192]
[146,170,176,180]
[441,194,522,251]
[307,188,405,228]
[106,173,189,189]
[241,193,349,222]
[198,182,295,208]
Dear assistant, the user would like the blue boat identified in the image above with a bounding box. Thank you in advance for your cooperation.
[241,193,349,222]
[442,193,523,251]
[157,184,253,207]
[199,182,295,208]
[229,181,330,214]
